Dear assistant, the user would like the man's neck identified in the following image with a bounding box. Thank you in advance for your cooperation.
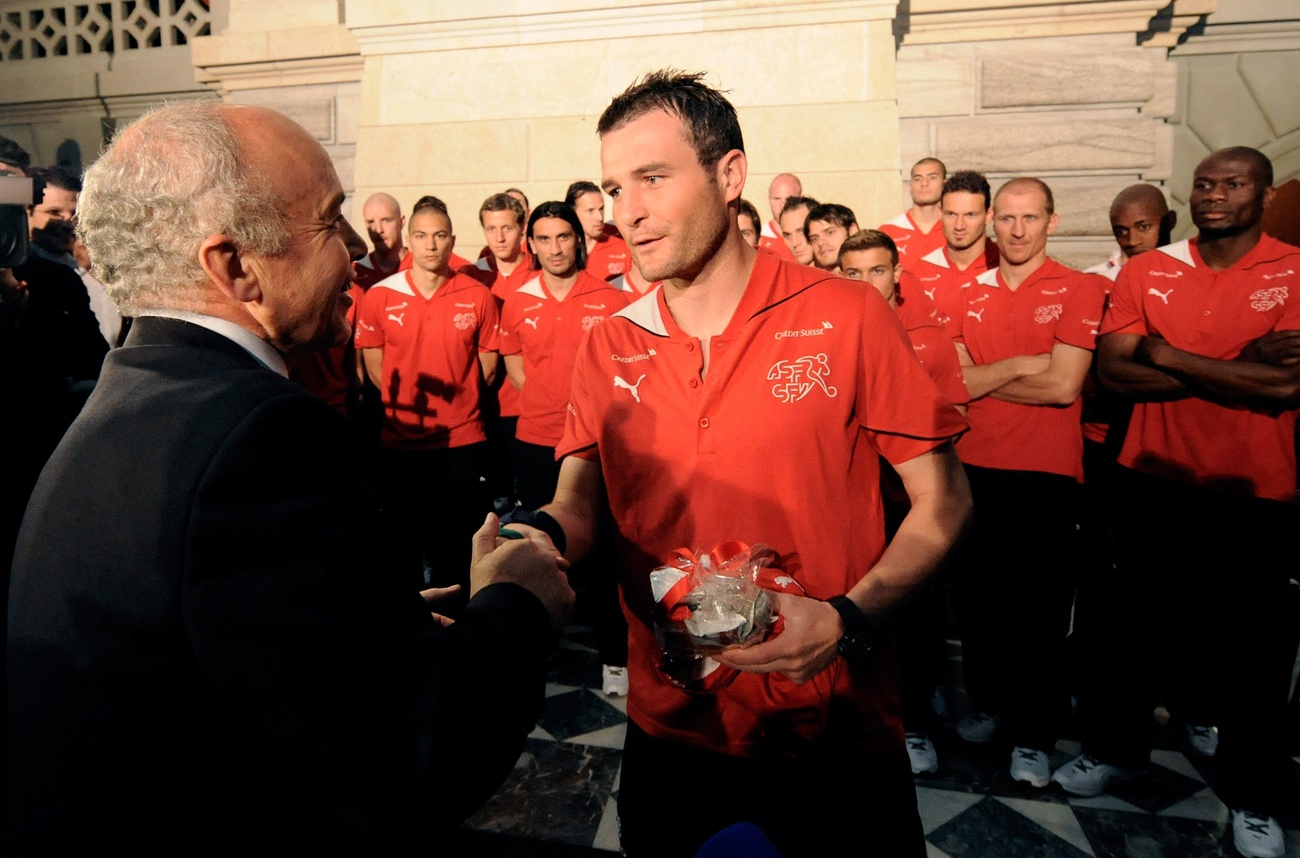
[409,264,450,298]
[947,237,987,270]
[999,253,1048,291]
[586,233,602,253]
[373,244,406,273]
[910,202,941,233]
[1198,226,1262,272]
[542,268,579,300]
[662,235,756,374]
[495,248,525,277]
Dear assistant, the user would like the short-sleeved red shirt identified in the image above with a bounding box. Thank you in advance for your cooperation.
[288,284,361,413]
[586,229,632,282]
[911,243,1000,337]
[879,211,946,271]
[499,271,630,448]
[1100,235,1300,501]
[462,252,535,419]
[353,251,406,291]
[558,252,968,757]
[354,270,499,450]
[955,259,1106,481]
[894,292,969,408]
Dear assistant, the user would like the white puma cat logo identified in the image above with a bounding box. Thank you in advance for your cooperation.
[523,317,539,329]
[1148,287,1173,304]
[387,312,406,327]
[967,308,985,322]
[613,373,647,403]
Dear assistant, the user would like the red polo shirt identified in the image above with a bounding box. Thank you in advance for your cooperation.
[558,252,968,758]
[879,211,946,271]
[911,243,1001,337]
[956,259,1106,480]
[1100,234,1300,501]
[355,270,499,450]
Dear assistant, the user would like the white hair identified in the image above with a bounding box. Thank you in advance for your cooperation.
[78,101,290,314]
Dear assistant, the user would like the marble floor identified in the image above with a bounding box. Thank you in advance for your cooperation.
[443,625,1300,858]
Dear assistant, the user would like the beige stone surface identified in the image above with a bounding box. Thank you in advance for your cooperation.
[978,52,1156,109]
[230,0,341,31]
[898,55,974,118]
[529,117,603,184]
[1143,55,1179,119]
[1238,51,1300,138]
[936,116,1156,173]
[356,121,530,187]
[1183,55,1274,150]
[741,102,900,177]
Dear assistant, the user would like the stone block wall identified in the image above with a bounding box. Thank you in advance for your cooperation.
[897,33,1178,270]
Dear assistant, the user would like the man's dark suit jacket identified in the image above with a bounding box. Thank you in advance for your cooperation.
[8,316,554,854]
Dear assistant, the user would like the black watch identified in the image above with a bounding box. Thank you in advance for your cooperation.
[827,595,877,661]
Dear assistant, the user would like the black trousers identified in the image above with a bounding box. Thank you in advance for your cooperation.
[950,465,1081,751]
[1075,467,1299,815]
[617,719,925,858]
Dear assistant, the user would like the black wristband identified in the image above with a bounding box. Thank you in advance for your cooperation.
[499,508,567,555]
[827,595,877,661]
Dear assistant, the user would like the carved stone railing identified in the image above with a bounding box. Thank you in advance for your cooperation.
[0,0,210,60]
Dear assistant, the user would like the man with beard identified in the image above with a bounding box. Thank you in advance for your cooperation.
[1055,147,1299,858]
[911,170,999,337]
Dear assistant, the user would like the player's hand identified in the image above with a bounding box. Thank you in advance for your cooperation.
[469,513,574,632]
[713,592,842,685]
[419,584,462,627]
[1238,330,1300,366]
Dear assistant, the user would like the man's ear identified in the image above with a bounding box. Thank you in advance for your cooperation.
[199,234,262,304]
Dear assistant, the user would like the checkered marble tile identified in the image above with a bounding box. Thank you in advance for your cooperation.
[447,627,1300,857]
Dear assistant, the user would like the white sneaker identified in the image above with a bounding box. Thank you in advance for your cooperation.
[1185,723,1219,757]
[1232,809,1285,858]
[905,732,939,774]
[1050,753,1140,797]
[956,711,1000,744]
[1009,747,1050,788]
[601,664,628,697]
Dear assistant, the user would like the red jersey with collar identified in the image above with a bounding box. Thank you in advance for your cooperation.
[895,292,969,408]
[1100,235,1300,501]
[354,251,406,290]
[879,211,946,271]
[912,243,1001,337]
[759,218,795,260]
[288,284,361,413]
[354,270,499,450]
[462,252,536,419]
[557,252,968,758]
[586,229,632,282]
[499,272,630,447]
[956,259,1107,480]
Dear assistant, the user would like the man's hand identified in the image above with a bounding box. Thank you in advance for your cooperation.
[713,592,842,684]
[469,513,575,632]
[419,584,462,627]
[1238,330,1300,367]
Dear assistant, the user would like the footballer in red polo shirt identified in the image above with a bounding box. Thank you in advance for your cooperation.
[510,72,971,858]
[1060,148,1300,857]
[355,199,499,603]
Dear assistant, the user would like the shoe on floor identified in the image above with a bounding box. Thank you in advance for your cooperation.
[905,732,938,774]
[601,664,628,697]
[956,711,1000,744]
[1051,753,1139,797]
[1232,809,1285,858]
[930,689,949,719]
[1185,723,1219,757]
[1009,747,1050,788]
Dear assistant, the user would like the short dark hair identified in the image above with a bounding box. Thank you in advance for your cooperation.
[942,170,991,210]
[994,177,1055,217]
[527,201,587,272]
[839,228,899,269]
[780,196,819,219]
[479,192,525,227]
[912,157,947,179]
[597,69,744,169]
[803,202,857,239]
[30,166,82,194]
[504,187,530,209]
[564,181,602,208]
[1206,146,1273,187]
[411,195,451,231]
[0,136,31,173]
[737,198,761,227]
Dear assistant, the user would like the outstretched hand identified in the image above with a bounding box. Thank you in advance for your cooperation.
[469,513,575,632]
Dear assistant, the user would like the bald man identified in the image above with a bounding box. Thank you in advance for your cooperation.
[7,103,574,852]
[1084,183,1176,281]
[762,173,799,259]
[355,192,408,289]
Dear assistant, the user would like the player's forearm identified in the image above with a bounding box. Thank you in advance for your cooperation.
[848,446,971,621]
[1143,338,1300,411]
[1097,334,1190,401]
[538,456,605,564]
[961,356,1047,400]
[988,363,1085,407]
